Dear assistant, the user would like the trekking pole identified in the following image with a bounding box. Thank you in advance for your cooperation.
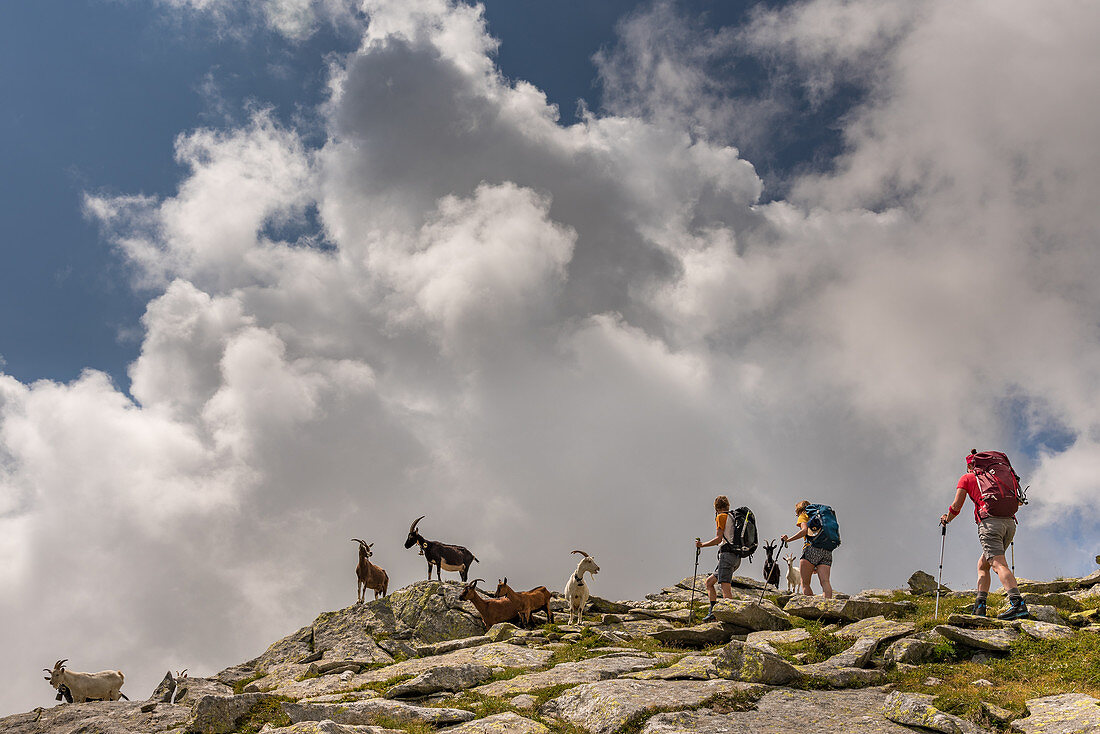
[688,538,701,624]
[1010,541,1015,574]
[935,521,947,620]
[756,539,787,607]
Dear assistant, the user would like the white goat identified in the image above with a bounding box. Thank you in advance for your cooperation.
[564,550,600,625]
[44,659,125,703]
[784,553,799,594]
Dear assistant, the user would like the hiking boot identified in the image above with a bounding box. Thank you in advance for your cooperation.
[996,599,1029,620]
[971,599,987,617]
[701,612,717,623]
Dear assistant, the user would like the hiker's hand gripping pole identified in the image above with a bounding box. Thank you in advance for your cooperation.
[935,521,947,620]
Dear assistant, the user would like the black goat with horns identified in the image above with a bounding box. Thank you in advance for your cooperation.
[404,515,479,582]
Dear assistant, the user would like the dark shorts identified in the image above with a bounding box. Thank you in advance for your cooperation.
[713,549,742,584]
[977,517,1016,560]
[801,545,832,567]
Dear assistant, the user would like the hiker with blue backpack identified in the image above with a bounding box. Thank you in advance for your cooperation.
[781,500,841,598]
[939,450,1029,620]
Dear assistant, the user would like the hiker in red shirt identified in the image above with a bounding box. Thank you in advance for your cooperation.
[940,452,1028,620]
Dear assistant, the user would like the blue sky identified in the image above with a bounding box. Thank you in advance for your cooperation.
[1,0,853,388]
[2,0,1098,717]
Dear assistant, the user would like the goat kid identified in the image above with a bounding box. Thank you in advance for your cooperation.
[404,515,479,582]
[784,553,800,594]
[762,540,781,589]
[564,550,599,625]
[44,659,126,703]
[459,579,522,630]
[494,578,554,627]
[351,538,389,602]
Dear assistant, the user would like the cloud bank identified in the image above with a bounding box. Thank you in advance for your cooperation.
[3,0,1100,715]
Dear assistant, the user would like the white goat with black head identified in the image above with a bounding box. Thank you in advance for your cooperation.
[564,550,599,625]
[43,659,126,703]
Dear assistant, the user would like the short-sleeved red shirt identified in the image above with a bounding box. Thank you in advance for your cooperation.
[957,472,986,523]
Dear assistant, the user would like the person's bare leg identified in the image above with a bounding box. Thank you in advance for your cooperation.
[721,582,734,599]
[800,559,815,595]
[706,574,718,603]
[976,555,992,593]
[817,564,833,599]
[989,555,1018,591]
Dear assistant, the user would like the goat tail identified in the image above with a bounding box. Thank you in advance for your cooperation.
[119,693,129,701]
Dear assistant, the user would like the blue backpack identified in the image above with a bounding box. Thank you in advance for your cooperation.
[805,504,841,551]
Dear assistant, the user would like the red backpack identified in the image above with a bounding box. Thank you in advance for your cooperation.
[970,450,1024,518]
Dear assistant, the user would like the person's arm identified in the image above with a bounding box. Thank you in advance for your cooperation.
[697,531,723,549]
[781,522,808,544]
[939,487,968,525]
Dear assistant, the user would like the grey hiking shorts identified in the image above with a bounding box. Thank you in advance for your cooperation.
[713,549,742,584]
[977,516,1017,561]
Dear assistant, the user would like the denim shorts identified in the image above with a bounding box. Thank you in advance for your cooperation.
[713,549,742,584]
[977,516,1016,560]
[801,545,833,567]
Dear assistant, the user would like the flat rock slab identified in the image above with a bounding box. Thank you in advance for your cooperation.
[883,636,938,666]
[641,687,920,733]
[265,722,401,734]
[946,613,1009,628]
[597,619,675,639]
[541,678,762,734]
[440,712,550,733]
[745,628,811,654]
[284,700,475,727]
[385,663,494,697]
[883,691,981,734]
[836,616,916,644]
[1015,620,1075,641]
[819,637,879,669]
[796,664,887,688]
[474,655,658,697]
[0,701,191,734]
[934,625,1020,653]
[625,655,717,680]
[783,596,911,623]
[649,621,745,647]
[1011,693,1100,734]
[711,599,792,631]
[714,639,803,685]
[1018,580,1079,594]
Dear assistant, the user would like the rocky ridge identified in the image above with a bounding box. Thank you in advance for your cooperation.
[4,569,1099,734]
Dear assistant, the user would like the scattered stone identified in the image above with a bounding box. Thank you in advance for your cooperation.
[1015,619,1075,641]
[649,621,744,647]
[263,722,399,734]
[188,693,282,734]
[946,613,1008,629]
[818,637,879,669]
[710,598,792,631]
[283,699,475,727]
[909,570,950,595]
[441,712,550,733]
[1024,604,1064,625]
[642,687,920,734]
[885,637,940,666]
[783,596,912,623]
[485,623,516,642]
[934,625,1020,653]
[601,614,622,625]
[416,635,492,657]
[796,664,887,688]
[835,616,916,645]
[883,691,970,733]
[384,663,493,698]
[1083,570,1100,587]
[745,627,811,655]
[540,678,761,734]
[625,655,717,680]
[713,639,803,685]
[1011,693,1100,734]
[924,677,944,686]
[972,679,993,687]
[473,655,657,697]
[980,701,1016,725]
[509,694,537,712]
[1022,593,1082,612]
[1018,580,1078,594]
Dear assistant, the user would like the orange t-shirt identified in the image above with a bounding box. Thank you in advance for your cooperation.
[716,512,729,542]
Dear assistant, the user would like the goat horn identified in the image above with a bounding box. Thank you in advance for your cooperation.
[410,515,426,533]
[351,538,367,546]
[469,578,484,587]
[56,659,67,669]
[43,669,52,673]
[571,550,590,557]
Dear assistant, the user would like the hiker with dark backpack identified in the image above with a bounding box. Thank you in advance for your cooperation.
[781,500,840,598]
[695,496,758,621]
[940,449,1029,620]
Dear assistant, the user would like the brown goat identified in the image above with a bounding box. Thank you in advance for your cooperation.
[351,538,389,602]
[459,579,522,630]
[495,578,554,627]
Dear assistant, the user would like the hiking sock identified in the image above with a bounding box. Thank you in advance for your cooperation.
[973,592,988,616]
[1007,588,1022,605]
